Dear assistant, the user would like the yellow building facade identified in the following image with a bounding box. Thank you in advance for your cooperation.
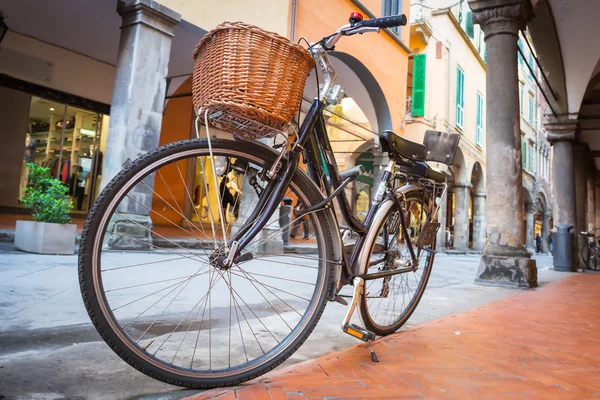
[405,4,487,251]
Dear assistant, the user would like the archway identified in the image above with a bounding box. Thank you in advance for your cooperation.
[437,167,456,250]
[523,188,536,251]
[535,189,552,253]
[449,147,471,250]
[302,51,392,219]
[470,161,486,251]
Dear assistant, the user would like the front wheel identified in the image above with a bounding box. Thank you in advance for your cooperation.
[78,138,336,388]
[359,192,435,336]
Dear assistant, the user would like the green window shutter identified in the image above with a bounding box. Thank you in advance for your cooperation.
[456,69,460,125]
[465,11,474,38]
[412,54,426,117]
[521,139,526,169]
[476,94,481,126]
[456,68,464,127]
[476,93,483,145]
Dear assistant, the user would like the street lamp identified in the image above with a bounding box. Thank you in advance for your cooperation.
[0,12,8,46]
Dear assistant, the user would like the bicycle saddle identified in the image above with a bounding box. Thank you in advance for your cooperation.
[379,130,427,162]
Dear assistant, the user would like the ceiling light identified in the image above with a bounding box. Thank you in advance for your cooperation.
[50,107,55,111]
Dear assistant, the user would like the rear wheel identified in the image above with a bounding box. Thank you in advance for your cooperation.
[581,244,591,269]
[582,244,598,270]
[78,138,336,388]
[359,193,434,336]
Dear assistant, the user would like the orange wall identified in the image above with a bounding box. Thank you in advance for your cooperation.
[294,0,410,133]
[151,78,194,226]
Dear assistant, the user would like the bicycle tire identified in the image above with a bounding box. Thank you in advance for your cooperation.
[359,192,435,336]
[582,244,599,271]
[581,244,591,269]
[78,137,336,388]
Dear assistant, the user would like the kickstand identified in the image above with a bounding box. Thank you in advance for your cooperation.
[368,340,379,363]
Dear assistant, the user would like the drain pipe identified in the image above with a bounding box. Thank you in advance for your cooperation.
[290,0,298,42]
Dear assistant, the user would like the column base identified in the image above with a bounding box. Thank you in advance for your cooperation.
[105,213,153,250]
[476,245,537,288]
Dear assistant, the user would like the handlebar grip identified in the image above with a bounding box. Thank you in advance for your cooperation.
[361,14,407,29]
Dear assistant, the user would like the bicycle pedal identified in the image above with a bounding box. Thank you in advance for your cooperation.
[342,323,376,342]
[334,294,348,306]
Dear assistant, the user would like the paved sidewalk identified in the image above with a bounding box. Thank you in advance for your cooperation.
[186,273,600,399]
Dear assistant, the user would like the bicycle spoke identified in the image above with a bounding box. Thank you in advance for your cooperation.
[157,167,211,242]
[88,143,330,378]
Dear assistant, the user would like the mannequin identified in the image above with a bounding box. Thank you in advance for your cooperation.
[20,133,36,198]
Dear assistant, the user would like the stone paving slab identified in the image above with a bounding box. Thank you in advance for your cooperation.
[184,273,600,399]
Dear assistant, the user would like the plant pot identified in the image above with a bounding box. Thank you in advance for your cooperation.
[14,220,77,255]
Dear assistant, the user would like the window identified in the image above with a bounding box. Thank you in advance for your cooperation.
[456,67,465,128]
[521,138,527,169]
[476,92,483,146]
[412,54,426,117]
[519,84,524,115]
[23,96,108,211]
[517,38,524,66]
[384,0,401,34]
[465,11,474,38]
[528,53,534,79]
[528,93,534,124]
[527,141,534,172]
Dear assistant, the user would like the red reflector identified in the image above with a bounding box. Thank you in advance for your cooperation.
[350,12,364,21]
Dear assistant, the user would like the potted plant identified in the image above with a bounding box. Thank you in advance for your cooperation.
[14,163,76,255]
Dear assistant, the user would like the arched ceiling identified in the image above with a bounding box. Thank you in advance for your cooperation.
[529,0,600,114]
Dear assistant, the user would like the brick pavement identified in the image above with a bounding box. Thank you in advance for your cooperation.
[185,274,600,399]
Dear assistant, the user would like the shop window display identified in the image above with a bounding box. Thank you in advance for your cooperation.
[21,96,108,212]
[192,156,243,225]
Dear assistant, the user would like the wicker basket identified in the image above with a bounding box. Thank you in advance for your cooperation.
[192,22,315,139]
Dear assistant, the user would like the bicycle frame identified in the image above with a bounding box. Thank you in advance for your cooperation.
[231,98,418,283]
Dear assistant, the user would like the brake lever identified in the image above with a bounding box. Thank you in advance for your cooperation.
[345,26,380,36]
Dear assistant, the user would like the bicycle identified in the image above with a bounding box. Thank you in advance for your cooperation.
[580,229,600,270]
[78,13,460,389]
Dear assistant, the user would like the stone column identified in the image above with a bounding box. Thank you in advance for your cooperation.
[469,0,536,287]
[452,184,470,250]
[436,188,448,253]
[472,192,486,251]
[574,144,589,269]
[525,203,535,253]
[546,117,577,270]
[542,212,550,253]
[587,174,596,233]
[103,0,181,250]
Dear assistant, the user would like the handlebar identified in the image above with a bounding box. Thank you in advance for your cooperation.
[319,13,408,50]
[311,13,407,103]
[361,14,407,29]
